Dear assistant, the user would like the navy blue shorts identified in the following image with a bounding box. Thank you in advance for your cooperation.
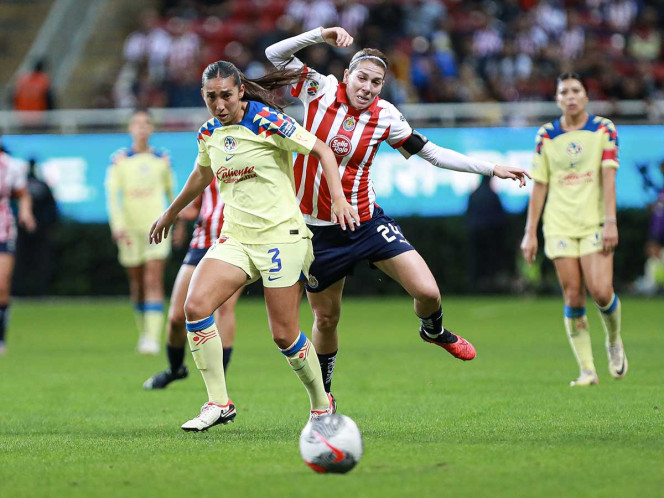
[182,247,209,266]
[0,240,16,255]
[306,206,414,292]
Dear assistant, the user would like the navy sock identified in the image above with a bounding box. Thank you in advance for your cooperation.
[419,306,443,336]
[167,345,185,373]
[222,347,233,372]
[317,350,338,393]
[0,304,8,343]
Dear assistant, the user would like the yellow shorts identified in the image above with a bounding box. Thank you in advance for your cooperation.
[544,228,603,259]
[203,236,314,288]
[117,229,170,267]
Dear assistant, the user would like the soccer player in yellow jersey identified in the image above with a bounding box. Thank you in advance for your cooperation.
[521,73,626,387]
[150,60,360,431]
[106,109,174,355]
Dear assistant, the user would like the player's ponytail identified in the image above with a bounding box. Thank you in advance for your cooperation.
[201,60,311,112]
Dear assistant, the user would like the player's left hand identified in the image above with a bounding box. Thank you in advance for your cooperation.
[331,196,360,231]
[321,27,354,48]
[602,221,618,253]
[493,165,531,188]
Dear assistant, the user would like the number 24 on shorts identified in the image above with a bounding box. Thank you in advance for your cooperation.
[376,223,403,243]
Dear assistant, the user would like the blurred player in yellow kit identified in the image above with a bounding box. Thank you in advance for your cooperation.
[521,73,626,386]
[150,60,359,431]
[106,109,174,354]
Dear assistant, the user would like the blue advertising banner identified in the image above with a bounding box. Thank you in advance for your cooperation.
[4,126,663,222]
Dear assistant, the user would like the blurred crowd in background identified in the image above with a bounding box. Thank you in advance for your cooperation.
[112,0,664,110]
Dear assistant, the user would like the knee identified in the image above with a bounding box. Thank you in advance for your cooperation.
[562,285,584,307]
[183,296,208,322]
[313,307,341,334]
[413,284,440,308]
[168,306,186,328]
[591,287,614,307]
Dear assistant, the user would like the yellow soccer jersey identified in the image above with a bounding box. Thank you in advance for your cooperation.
[105,147,174,233]
[531,114,619,237]
[196,100,317,244]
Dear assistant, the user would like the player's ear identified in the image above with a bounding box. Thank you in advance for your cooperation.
[342,69,349,84]
[238,84,245,100]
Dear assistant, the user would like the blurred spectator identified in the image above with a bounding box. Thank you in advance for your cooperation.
[634,160,664,295]
[13,59,55,111]
[465,175,509,293]
[14,158,58,296]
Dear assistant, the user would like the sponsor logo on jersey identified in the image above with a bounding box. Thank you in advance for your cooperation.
[307,80,319,96]
[278,120,296,138]
[216,166,257,184]
[224,136,237,153]
[329,135,352,157]
[342,116,356,131]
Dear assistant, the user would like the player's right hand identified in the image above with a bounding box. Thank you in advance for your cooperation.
[149,211,177,244]
[321,27,353,48]
[520,232,538,265]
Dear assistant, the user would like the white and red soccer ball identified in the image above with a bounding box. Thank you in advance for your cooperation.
[299,414,363,474]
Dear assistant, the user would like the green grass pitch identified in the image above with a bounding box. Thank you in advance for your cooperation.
[1,296,662,497]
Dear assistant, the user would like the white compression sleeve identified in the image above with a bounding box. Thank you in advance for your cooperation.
[416,141,495,176]
[265,27,324,69]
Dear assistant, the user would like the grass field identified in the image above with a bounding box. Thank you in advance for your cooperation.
[1,296,662,498]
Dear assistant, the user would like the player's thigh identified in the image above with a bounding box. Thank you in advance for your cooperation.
[169,263,195,323]
[373,250,439,301]
[186,258,247,320]
[307,278,345,326]
[552,257,585,305]
[580,250,614,303]
[0,252,15,298]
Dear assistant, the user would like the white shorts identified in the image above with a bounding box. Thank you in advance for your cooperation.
[118,229,170,267]
[544,227,604,259]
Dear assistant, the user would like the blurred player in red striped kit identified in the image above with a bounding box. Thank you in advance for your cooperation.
[266,26,530,397]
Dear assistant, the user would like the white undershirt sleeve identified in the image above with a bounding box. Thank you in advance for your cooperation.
[417,141,495,176]
[265,27,325,69]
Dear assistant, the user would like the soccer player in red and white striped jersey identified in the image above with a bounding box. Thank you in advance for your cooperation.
[266,27,530,395]
[0,140,36,355]
[144,180,242,389]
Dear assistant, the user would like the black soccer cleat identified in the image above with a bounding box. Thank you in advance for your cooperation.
[143,365,188,390]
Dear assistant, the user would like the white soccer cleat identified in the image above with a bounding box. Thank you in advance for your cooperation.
[137,335,160,355]
[181,400,236,432]
[570,369,599,387]
[310,393,336,420]
[606,341,628,379]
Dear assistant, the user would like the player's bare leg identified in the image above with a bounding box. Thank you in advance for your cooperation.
[0,253,15,355]
[125,265,146,350]
[181,259,244,431]
[307,278,345,393]
[374,251,476,360]
[267,282,331,417]
[582,251,626,379]
[554,257,597,386]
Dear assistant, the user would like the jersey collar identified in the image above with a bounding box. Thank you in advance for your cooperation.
[336,82,380,116]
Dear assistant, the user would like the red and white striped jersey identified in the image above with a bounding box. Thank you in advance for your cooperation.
[189,180,225,249]
[290,67,413,224]
[0,152,27,243]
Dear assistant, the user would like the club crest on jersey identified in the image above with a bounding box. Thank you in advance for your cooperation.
[329,135,352,157]
[307,275,319,289]
[566,141,583,159]
[307,80,319,96]
[342,116,356,131]
[224,136,237,153]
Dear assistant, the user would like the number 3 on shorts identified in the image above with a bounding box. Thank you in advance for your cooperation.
[268,248,282,273]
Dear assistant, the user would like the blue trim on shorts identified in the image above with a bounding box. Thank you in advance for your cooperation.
[281,331,307,356]
[564,306,586,318]
[306,206,415,293]
[144,302,164,312]
[186,315,215,332]
[598,294,618,314]
[183,247,209,266]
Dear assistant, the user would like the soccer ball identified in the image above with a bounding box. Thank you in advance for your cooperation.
[299,414,363,474]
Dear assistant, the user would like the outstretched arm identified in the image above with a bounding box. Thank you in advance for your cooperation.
[265,26,353,69]
[310,138,360,231]
[150,164,213,244]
